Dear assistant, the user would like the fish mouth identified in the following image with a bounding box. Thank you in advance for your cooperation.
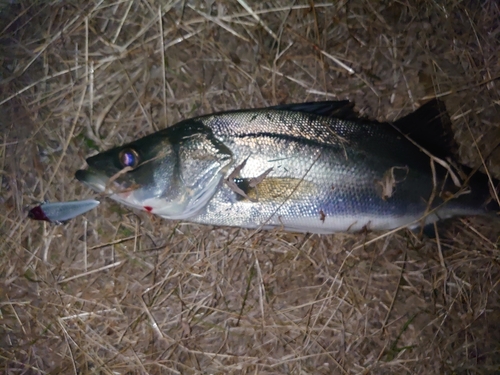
[75,169,107,193]
[75,168,138,198]
[76,168,146,211]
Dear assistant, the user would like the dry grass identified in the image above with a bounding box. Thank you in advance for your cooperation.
[1,1,500,374]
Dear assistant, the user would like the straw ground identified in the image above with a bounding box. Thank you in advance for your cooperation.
[1,1,499,374]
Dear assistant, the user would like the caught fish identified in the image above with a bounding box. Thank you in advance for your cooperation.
[28,199,100,223]
[75,100,499,234]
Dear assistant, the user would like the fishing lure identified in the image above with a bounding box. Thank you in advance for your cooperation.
[28,199,100,223]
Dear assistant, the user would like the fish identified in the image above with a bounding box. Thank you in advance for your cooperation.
[28,199,100,223]
[75,100,499,234]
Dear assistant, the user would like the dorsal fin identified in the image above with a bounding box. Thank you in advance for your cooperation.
[393,99,458,159]
[270,101,358,120]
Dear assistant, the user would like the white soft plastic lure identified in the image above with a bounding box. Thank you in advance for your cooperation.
[28,199,100,223]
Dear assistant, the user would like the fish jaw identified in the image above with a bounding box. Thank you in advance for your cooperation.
[75,168,140,207]
[75,167,172,215]
[75,169,108,194]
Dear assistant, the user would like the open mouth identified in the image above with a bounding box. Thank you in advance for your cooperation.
[75,168,140,198]
[75,168,148,212]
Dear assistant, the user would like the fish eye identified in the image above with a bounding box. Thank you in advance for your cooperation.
[119,148,140,168]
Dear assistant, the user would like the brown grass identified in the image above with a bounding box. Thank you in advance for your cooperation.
[1,1,499,374]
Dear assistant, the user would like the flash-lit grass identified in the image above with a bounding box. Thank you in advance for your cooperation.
[1,1,499,374]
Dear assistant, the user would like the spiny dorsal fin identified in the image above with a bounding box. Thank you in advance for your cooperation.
[393,99,458,159]
[271,101,358,120]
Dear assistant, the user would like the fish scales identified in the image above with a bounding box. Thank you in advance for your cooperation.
[75,101,499,234]
[193,110,441,232]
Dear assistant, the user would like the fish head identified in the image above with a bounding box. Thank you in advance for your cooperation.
[75,122,233,219]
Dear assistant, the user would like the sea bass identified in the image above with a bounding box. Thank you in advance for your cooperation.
[75,100,499,234]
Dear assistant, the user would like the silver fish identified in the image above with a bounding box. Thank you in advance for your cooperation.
[75,100,498,233]
[28,199,100,223]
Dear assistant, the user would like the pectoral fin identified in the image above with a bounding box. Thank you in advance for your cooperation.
[233,177,317,202]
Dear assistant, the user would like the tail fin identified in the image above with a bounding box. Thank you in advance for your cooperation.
[394,100,500,219]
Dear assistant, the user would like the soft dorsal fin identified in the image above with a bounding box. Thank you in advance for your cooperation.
[393,99,458,159]
[271,101,358,120]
